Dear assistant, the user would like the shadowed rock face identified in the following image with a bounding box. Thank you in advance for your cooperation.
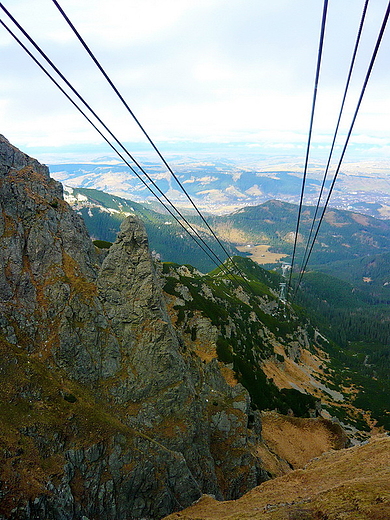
[0,136,266,520]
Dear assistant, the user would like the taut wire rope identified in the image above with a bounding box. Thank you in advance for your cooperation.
[0,16,234,275]
[293,0,390,300]
[0,4,257,291]
[297,0,370,285]
[50,0,248,282]
[287,0,329,294]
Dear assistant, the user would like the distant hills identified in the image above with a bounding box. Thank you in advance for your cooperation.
[64,186,238,272]
[64,186,390,277]
[51,154,390,217]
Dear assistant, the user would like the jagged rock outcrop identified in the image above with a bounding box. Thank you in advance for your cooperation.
[0,136,266,519]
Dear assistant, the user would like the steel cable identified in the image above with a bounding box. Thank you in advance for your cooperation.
[293,0,390,300]
[50,0,249,283]
[287,0,329,295]
[0,3,241,278]
[297,0,370,286]
[0,17,237,275]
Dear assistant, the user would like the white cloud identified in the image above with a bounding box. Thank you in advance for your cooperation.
[1,0,389,161]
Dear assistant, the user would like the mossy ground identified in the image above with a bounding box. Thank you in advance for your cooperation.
[0,338,147,515]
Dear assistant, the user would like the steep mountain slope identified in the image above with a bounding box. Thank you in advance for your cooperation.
[161,257,378,433]
[61,183,388,430]
[0,136,267,519]
[164,435,390,520]
[294,270,390,430]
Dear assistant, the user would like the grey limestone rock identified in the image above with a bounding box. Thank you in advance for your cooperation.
[0,137,265,520]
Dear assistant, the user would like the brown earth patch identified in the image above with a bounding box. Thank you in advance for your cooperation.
[212,223,253,245]
[351,213,370,226]
[378,204,390,218]
[261,343,325,398]
[236,245,288,265]
[323,210,349,227]
[219,362,238,387]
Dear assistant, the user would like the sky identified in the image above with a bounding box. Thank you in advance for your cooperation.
[1,0,390,164]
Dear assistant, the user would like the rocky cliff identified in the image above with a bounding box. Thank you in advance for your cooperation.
[0,136,267,519]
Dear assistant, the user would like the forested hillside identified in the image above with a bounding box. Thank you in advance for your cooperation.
[66,186,390,430]
[65,188,390,274]
[64,186,237,272]
[295,270,390,430]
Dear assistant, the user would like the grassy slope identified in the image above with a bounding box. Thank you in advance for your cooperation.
[163,258,337,420]
[164,435,390,520]
[163,256,390,432]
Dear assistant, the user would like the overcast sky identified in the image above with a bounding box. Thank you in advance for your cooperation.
[1,0,390,163]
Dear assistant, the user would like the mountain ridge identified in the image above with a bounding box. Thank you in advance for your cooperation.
[0,136,388,519]
[63,186,390,275]
[0,135,267,519]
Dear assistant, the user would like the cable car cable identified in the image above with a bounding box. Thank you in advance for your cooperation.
[0,3,238,278]
[293,0,390,300]
[50,0,248,283]
[297,0,370,282]
[287,0,328,295]
[0,17,235,276]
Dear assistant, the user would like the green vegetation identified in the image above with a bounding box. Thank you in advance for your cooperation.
[70,187,239,272]
[295,269,390,429]
[163,257,318,418]
[93,239,112,249]
[233,356,317,416]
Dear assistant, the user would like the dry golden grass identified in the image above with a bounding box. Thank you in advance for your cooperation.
[323,210,349,227]
[164,435,390,520]
[259,412,347,476]
[219,363,238,387]
[261,343,325,398]
[211,223,253,245]
[254,443,291,478]
[236,245,288,265]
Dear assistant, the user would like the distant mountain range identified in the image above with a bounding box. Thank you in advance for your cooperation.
[64,186,390,277]
[52,154,390,217]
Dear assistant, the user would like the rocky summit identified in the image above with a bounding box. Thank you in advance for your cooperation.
[0,135,268,519]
